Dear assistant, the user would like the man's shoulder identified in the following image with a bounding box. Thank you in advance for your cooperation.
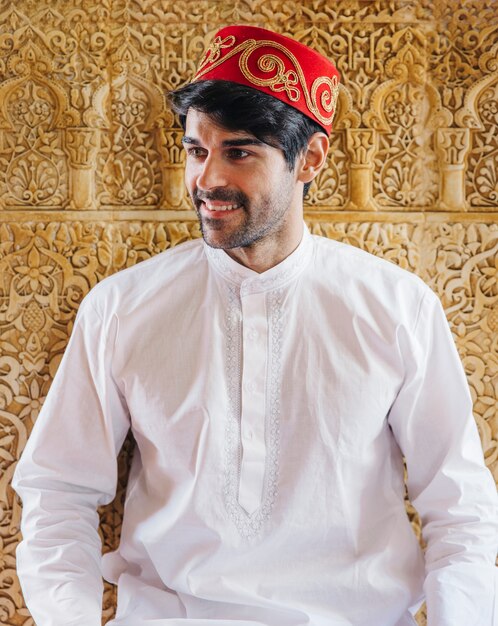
[310,233,433,319]
[312,233,426,288]
[82,238,205,312]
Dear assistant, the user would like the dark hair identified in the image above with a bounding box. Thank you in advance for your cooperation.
[168,80,324,196]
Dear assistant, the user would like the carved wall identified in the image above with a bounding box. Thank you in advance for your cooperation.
[1,1,497,624]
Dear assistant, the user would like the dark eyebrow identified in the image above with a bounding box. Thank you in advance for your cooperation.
[221,138,265,148]
[181,136,200,145]
[181,136,265,148]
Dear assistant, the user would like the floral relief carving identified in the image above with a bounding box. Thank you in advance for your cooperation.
[428,0,498,109]
[456,55,498,208]
[375,85,437,207]
[99,78,163,207]
[0,10,111,212]
[365,29,452,209]
[0,41,74,209]
[111,0,433,28]
[92,33,167,209]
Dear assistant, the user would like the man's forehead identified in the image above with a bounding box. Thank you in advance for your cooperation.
[183,109,265,147]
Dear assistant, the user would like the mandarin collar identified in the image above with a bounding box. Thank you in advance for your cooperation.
[204,224,313,293]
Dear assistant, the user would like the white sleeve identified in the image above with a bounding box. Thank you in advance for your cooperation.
[388,288,498,626]
[12,293,130,626]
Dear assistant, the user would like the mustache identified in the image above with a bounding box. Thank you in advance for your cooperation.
[193,188,249,207]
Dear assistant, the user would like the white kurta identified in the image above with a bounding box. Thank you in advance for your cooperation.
[13,227,498,626]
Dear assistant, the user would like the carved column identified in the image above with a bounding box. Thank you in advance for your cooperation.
[345,128,377,210]
[436,128,470,211]
[158,125,186,209]
[64,128,100,210]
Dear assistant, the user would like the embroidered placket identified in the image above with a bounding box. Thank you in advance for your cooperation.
[211,227,311,536]
[238,288,268,514]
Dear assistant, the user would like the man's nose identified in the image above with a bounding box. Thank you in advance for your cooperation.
[197,156,228,191]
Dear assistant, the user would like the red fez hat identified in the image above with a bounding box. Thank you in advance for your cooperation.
[193,25,340,136]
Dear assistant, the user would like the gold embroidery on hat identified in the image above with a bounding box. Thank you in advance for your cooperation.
[194,37,338,127]
[197,35,236,72]
[312,75,340,119]
[242,51,300,101]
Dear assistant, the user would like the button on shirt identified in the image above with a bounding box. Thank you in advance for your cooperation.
[13,227,498,626]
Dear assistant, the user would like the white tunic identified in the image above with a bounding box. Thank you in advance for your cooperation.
[13,227,498,626]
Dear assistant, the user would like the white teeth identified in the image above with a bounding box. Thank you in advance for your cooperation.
[205,202,241,211]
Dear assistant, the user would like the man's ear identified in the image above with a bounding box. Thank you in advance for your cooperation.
[297,132,329,184]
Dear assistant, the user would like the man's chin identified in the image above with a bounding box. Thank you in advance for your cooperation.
[200,227,251,251]
[202,233,239,250]
[199,218,238,250]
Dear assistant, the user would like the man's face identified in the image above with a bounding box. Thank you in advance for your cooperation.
[183,109,303,252]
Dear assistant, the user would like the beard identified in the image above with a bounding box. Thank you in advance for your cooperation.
[191,183,294,250]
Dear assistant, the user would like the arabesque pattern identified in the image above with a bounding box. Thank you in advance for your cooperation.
[0,2,497,625]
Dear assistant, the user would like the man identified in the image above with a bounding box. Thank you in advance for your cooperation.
[13,25,497,626]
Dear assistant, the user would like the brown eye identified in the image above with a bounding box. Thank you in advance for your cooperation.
[187,147,207,159]
[226,148,249,160]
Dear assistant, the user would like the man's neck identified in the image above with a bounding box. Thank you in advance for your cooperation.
[224,221,304,274]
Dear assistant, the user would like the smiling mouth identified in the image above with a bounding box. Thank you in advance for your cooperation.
[204,201,242,212]
[194,188,247,215]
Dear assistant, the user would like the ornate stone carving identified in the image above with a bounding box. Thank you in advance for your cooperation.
[428,0,498,109]
[157,110,189,209]
[64,127,101,209]
[365,29,452,209]
[435,128,470,211]
[95,54,166,208]
[0,41,76,209]
[455,44,498,208]
[345,129,378,210]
